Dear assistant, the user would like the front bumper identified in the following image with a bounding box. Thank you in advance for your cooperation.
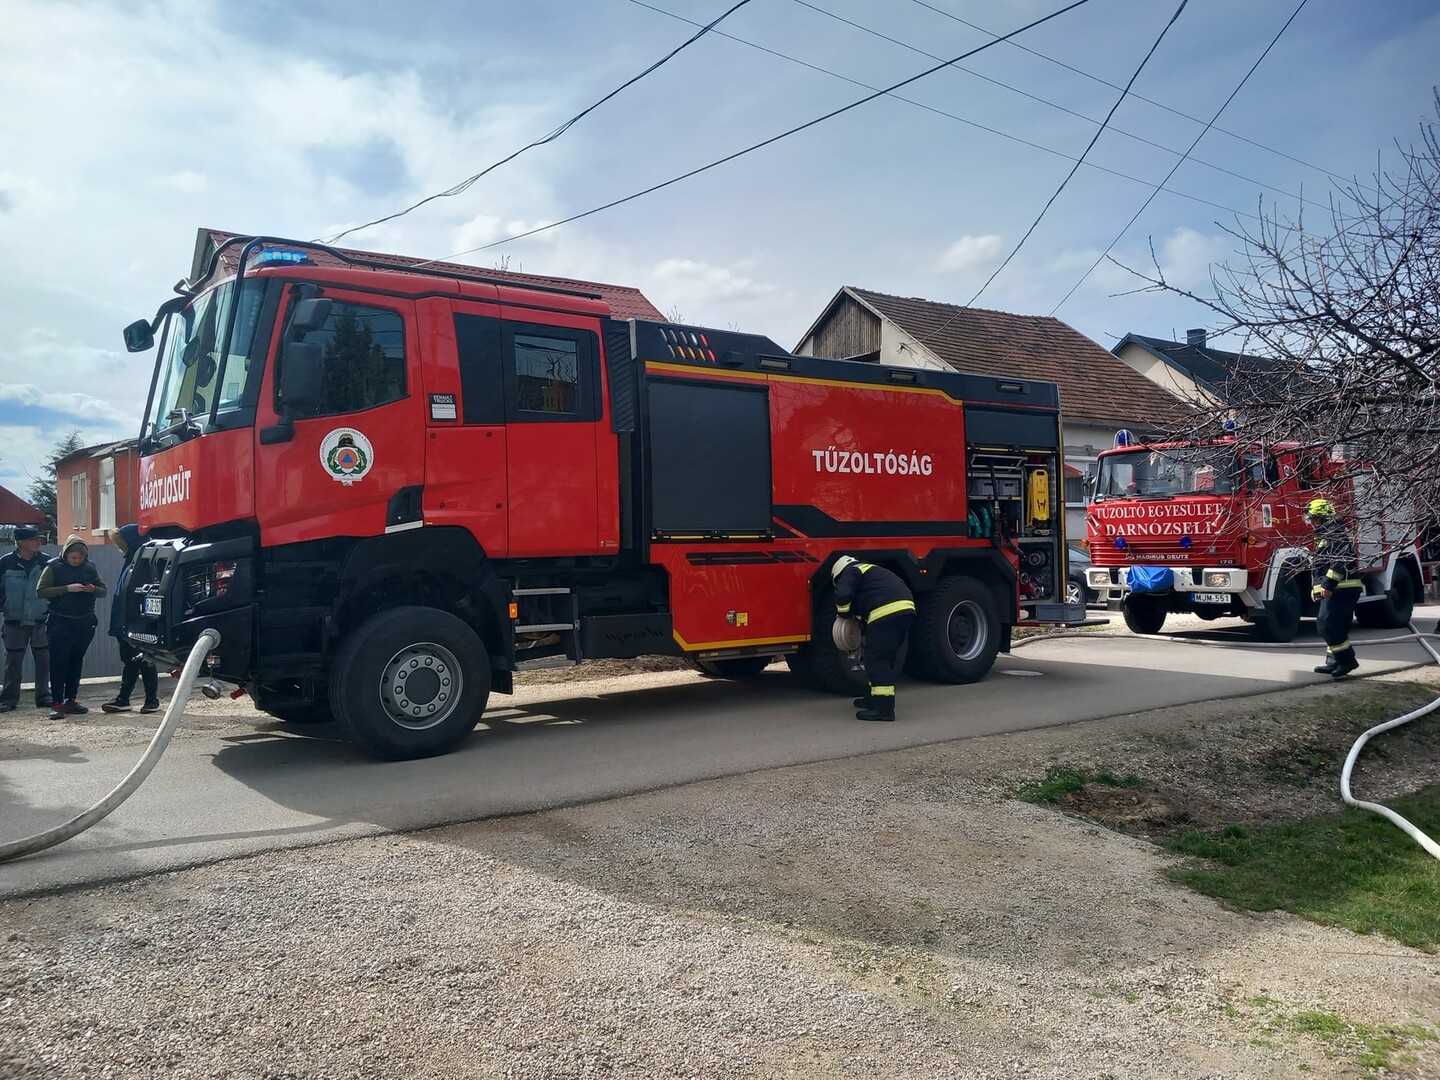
[1086,565,1248,598]
[124,536,256,680]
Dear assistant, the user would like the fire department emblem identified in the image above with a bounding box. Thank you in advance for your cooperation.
[320,428,373,486]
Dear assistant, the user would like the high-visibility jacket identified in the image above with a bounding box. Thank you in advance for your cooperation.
[1311,518,1361,589]
[834,562,916,624]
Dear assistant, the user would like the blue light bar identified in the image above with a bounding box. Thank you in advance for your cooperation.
[1114,428,1134,447]
[251,249,312,267]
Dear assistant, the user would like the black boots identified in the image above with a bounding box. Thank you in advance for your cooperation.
[855,696,896,722]
[1316,650,1358,677]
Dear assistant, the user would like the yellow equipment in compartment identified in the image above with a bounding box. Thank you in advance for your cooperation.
[1025,467,1050,528]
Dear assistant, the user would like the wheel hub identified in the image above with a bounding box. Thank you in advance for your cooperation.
[380,643,460,731]
[946,599,988,661]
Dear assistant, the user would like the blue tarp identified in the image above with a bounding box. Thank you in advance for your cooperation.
[1126,566,1173,594]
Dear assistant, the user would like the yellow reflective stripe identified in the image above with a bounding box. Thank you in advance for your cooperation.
[1326,569,1343,582]
[1326,641,1352,653]
[836,602,852,614]
[869,599,917,621]
[870,686,896,696]
[1336,580,1363,588]
[857,563,876,573]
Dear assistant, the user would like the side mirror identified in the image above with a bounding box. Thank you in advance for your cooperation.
[123,319,155,352]
[1083,465,1097,497]
[289,298,333,336]
[279,341,323,413]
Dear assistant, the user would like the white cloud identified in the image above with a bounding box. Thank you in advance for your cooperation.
[0,384,131,424]
[1156,227,1231,292]
[935,234,1004,273]
[153,171,208,193]
[649,259,773,303]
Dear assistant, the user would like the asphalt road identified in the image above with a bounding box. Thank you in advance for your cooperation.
[3,609,1437,898]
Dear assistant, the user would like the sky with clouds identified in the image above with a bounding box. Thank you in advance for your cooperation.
[1,0,1436,500]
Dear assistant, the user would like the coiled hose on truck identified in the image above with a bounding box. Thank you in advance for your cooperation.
[0,629,220,864]
[1015,622,1440,862]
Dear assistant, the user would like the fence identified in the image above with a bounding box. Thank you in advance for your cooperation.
[9,543,128,684]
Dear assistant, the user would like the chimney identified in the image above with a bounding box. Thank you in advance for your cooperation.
[1186,328,1207,348]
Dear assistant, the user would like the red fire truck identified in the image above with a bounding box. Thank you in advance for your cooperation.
[1084,433,1423,640]
[119,235,1083,759]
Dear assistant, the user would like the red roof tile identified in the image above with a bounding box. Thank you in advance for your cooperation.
[201,229,667,322]
[0,484,44,526]
[847,288,1194,429]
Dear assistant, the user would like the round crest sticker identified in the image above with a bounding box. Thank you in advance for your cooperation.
[320,428,374,486]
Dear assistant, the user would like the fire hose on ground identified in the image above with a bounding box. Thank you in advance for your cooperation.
[1016,622,1440,861]
[0,629,220,864]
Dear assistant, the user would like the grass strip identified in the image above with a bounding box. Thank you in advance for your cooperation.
[1164,784,1440,951]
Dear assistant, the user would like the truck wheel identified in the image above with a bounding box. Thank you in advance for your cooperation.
[330,606,489,760]
[688,656,773,679]
[908,576,999,684]
[1252,577,1302,642]
[789,637,868,695]
[1122,595,1166,635]
[1356,565,1416,629]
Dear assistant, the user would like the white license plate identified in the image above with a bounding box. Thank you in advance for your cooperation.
[1191,591,1231,605]
[143,596,163,616]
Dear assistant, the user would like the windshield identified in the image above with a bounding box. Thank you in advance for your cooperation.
[147,278,265,436]
[1095,446,1246,498]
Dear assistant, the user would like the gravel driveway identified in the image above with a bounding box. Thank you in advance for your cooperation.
[2,631,1438,1079]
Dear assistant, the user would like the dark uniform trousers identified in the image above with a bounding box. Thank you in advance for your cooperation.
[864,610,913,701]
[2,621,51,707]
[1317,586,1362,662]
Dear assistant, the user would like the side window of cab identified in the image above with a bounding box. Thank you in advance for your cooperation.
[291,301,408,418]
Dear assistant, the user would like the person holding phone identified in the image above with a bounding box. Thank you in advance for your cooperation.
[36,534,107,719]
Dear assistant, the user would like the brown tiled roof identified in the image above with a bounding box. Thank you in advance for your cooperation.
[0,483,44,526]
[848,287,1193,428]
[201,229,667,322]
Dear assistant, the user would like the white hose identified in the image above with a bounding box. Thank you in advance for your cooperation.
[0,629,220,864]
[1017,621,1440,861]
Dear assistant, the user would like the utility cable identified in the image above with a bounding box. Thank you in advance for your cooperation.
[412,0,1096,269]
[626,0,1263,224]
[965,0,1188,307]
[317,0,755,246]
[1048,0,1308,316]
[789,0,1325,215]
[908,0,1377,197]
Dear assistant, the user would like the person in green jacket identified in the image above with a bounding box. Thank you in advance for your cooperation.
[36,534,106,719]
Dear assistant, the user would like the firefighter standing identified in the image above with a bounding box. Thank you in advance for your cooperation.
[1306,498,1362,678]
[832,555,915,722]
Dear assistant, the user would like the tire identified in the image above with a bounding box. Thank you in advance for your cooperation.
[908,575,1000,684]
[1356,565,1416,629]
[1252,576,1302,642]
[329,606,489,760]
[788,586,869,695]
[1122,595,1166,635]
[1065,578,1084,607]
[689,656,773,679]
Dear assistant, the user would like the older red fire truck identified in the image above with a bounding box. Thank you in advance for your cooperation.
[1084,433,1422,640]
[119,235,1083,758]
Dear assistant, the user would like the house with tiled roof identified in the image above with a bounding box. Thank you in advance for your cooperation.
[794,287,1195,541]
[195,229,666,321]
[54,440,141,545]
[1112,330,1295,407]
[0,483,45,543]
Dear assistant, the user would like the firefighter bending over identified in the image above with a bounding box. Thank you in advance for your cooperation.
[1306,498,1361,678]
[832,556,916,722]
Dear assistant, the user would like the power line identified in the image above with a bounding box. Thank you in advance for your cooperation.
[965,0,1189,308]
[789,0,1328,215]
[908,0,1376,197]
[1049,0,1310,316]
[317,0,756,247]
[625,0,1265,224]
[412,0,1097,269]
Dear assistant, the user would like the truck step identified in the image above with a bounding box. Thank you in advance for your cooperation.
[512,587,573,596]
[515,622,577,633]
[514,656,581,671]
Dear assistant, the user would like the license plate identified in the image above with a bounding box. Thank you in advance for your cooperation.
[1191,592,1230,605]
[143,596,163,616]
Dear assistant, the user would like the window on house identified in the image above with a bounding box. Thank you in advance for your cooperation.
[71,474,88,532]
[97,458,116,532]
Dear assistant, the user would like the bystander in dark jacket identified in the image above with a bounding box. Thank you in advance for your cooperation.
[0,525,53,711]
[102,524,160,714]
[36,534,106,719]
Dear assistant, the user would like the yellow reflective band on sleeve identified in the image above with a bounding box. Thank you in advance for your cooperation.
[869,599,917,622]
[858,563,875,573]
[870,686,896,697]
[1336,579,1363,588]
[836,603,852,614]
[1326,569,1343,582]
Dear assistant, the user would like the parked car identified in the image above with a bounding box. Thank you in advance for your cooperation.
[1066,546,1098,607]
